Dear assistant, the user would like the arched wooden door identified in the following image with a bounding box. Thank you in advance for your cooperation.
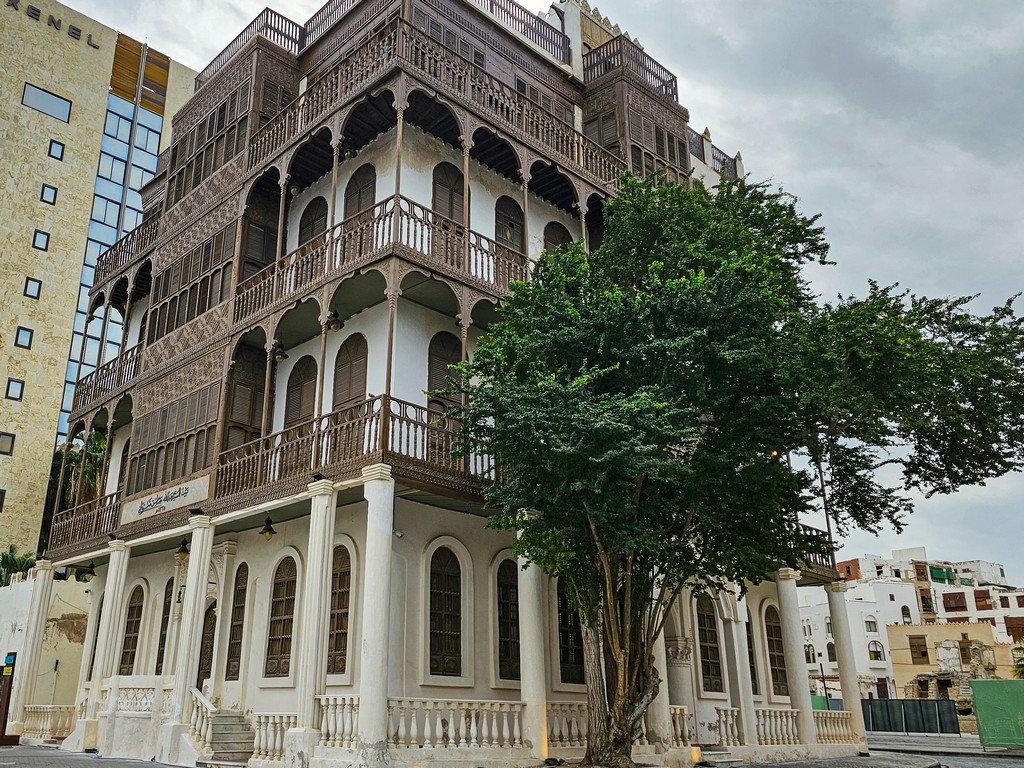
[196,601,217,688]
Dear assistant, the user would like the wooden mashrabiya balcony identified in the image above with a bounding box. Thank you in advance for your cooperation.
[70,344,143,416]
[248,20,623,187]
[47,492,121,560]
[233,195,528,324]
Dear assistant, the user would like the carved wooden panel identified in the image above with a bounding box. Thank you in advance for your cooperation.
[143,304,232,371]
[136,346,228,415]
[172,50,257,137]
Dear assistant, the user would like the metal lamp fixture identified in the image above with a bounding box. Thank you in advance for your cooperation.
[260,515,277,541]
[80,561,95,582]
[176,538,190,561]
[326,310,343,332]
[271,340,288,363]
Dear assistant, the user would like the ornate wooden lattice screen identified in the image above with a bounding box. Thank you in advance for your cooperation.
[696,595,723,693]
[497,559,520,680]
[765,605,789,696]
[429,547,462,676]
[265,557,297,677]
[155,578,174,674]
[118,586,145,675]
[226,563,248,680]
[557,576,585,684]
[327,546,352,675]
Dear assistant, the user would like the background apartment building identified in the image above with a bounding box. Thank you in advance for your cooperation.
[0,0,195,554]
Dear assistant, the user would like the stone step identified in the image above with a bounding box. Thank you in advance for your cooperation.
[209,751,254,763]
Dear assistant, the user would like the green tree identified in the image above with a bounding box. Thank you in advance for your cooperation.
[1013,645,1024,680]
[63,429,107,507]
[0,545,36,587]
[447,176,1024,767]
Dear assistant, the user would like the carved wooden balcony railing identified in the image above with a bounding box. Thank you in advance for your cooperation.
[71,344,143,414]
[233,195,528,324]
[711,145,738,180]
[47,492,120,556]
[795,522,837,572]
[215,395,493,504]
[583,35,678,102]
[248,21,624,187]
[195,8,304,88]
[686,126,705,163]
[94,216,161,285]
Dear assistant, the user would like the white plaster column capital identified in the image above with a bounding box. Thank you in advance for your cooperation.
[308,478,335,496]
[32,559,55,575]
[107,539,128,553]
[361,463,393,483]
[776,567,802,581]
[187,514,212,531]
[826,580,849,594]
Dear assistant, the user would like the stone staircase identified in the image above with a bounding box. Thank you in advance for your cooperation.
[699,748,743,766]
[196,709,254,766]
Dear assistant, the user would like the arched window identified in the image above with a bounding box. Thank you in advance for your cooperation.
[298,196,328,246]
[226,563,248,681]
[543,221,573,253]
[901,605,912,624]
[343,164,377,219]
[333,334,367,410]
[428,331,462,414]
[764,605,789,697]
[497,559,520,680]
[696,596,723,693]
[868,640,885,661]
[827,641,837,662]
[804,643,816,664]
[746,620,760,695]
[155,578,174,674]
[557,576,585,684]
[118,586,145,675]
[284,356,318,428]
[265,557,297,677]
[494,196,524,251]
[430,547,462,676]
[432,162,465,222]
[327,546,352,675]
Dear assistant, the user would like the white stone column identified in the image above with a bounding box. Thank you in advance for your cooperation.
[296,480,338,727]
[517,557,548,758]
[723,592,758,745]
[645,628,674,752]
[169,514,215,723]
[355,464,394,766]
[87,539,130,719]
[775,568,816,745]
[826,581,868,746]
[7,560,55,734]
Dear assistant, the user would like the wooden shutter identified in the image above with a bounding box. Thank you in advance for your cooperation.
[118,586,145,675]
[765,605,789,696]
[298,197,328,246]
[327,546,352,674]
[495,196,524,251]
[557,576,584,684]
[265,557,297,677]
[429,547,462,676]
[284,356,318,428]
[543,222,573,252]
[428,332,461,394]
[696,595,723,692]
[432,162,464,222]
[343,164,377,219]
[333,334,367,410]
[155,579,174,674]
[497,560,520,680]
[226,564,248,680]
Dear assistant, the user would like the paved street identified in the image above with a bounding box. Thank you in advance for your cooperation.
[0,746,174,767]
[738,752,940,768]
[868,733,1024,760]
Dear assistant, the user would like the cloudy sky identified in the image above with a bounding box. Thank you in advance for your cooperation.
[72,0,1024,580]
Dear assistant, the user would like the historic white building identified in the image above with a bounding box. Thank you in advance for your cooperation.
[8,0,868,764]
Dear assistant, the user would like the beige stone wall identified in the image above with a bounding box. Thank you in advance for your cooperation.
[0,0,118,554]
[887,621,1018,694]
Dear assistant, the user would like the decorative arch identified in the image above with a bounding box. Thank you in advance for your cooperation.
[264,554,300,678]
[543,221,573,253]
[804,643,816,664]
[118,582,147,675]
[763,603,789,697]
[868,640,885,661]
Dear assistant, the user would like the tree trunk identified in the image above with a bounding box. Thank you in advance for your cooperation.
[582,624,613,765]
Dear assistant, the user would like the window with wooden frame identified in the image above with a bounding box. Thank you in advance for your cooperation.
[746,620,760,695]
[118,586,145,675]
[429,547,462,676]
[327,546,352,675]
[868,641,885,661]
[333,334,367,410]
[696,595,723,693]
[909,635,929,665]
[827,641,836,662]
[764,605,789,696]
[497,559,520,680]
[804,644,815,664]
[284,356,318,428]
[943,592,968,612]
[432,162,465,223]
[343,164,377,219]
[265,557,297,677]
[226,563,248,680]
[557,576,585,684]
[543,221,573,253]
[298,197,328,247]
[494,196,524,252]
[583,111,619,155]
[154,578,174,674]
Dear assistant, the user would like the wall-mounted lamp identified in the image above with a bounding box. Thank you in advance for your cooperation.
[80,562,95,582]
[271,340,288,363]
[343,150,355,161]
[176,538,190,561]
[326,310,343,333]
[260,515,277,541]
[289,183,301,197]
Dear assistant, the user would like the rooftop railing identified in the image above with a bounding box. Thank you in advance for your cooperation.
[583,35,678,101]
[195,8,304,88]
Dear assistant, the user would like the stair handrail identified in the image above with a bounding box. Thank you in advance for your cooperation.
[188,687,218,754]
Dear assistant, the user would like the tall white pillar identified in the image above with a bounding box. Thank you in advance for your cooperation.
[645,628,674,752]
[87,539,130,720]
[296,480,338,727]
[723,593,758,745]
[170,514,215,723]
[7,560,55,734]
[517,558,548,758]
[826,582,868,746]
[775,568,816,745]
[356,464,394,766]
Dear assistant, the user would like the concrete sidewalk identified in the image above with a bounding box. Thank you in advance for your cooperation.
[0,745,174,767]
[736,753,939,768]
[867,733,1024,759]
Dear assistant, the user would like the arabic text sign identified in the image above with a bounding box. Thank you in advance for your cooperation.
[120,476,210,526]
